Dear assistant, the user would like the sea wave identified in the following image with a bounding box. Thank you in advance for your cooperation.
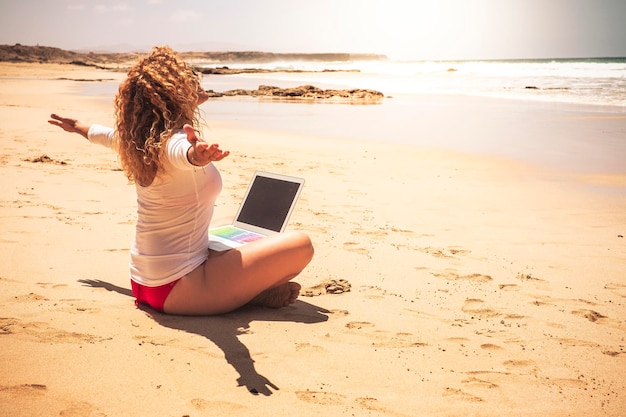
[198,57,626,108]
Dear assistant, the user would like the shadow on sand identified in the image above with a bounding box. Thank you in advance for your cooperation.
[79,279,330,396]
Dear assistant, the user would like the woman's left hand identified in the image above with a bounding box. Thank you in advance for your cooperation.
[183,124,230,166]
[48,113,90,139]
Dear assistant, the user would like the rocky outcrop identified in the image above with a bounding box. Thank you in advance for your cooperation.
[206,84,384,103]
[197,66,360,75]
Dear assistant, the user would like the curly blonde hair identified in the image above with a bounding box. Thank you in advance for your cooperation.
[114,46,202,186]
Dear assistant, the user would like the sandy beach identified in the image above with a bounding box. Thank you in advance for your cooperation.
[1,62,625,416]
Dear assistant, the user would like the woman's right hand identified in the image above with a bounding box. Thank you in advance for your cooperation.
[48,114,89,138]
[184,124,230,166]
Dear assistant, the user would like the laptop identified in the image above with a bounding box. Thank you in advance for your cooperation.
[208,171,305,251]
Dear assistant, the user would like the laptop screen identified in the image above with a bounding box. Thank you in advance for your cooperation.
[236,175,302,232]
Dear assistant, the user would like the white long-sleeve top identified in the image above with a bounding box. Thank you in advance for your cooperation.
[87,124,222,286]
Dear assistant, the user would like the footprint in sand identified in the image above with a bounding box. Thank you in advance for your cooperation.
[355,396,411,415]
[548,378,588,389]
[312,210,344,222]
[11,293,49,303]
[602,350,626,357]
[345,321,375,330]
[516,273,550,289]
[604,282,626,298]
[0,383,47,395]
[528,294,556,307]
[295,342,326,353]
[419,246,470,258]
[462,376,499,389]
[190,398,247,412]
[442,387,484,402]
[59,401,103,417]
[55,302,101,314]
[373,333,427,348]
[345,321,427,348]
[445,336,470,343]
[350,228,388,238]
[461,299,500,318]
[388,226,418,236]
[480,343,504,351]
[37,282,68,289]
[0,318,104,344]
[342,241,370,256]
[295,390,346,405]
[498,284,519,291]
[434,270,492,283]
[550,337,598,348]
[503,359,536,368]
[134,335,180,347]
[358,285,389,300]
[329,309,350,316]
[571,309,607,323]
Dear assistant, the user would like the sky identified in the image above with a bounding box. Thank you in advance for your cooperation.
[1,0,625,60]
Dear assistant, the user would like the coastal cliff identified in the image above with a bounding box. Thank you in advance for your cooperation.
[0,44,387,67]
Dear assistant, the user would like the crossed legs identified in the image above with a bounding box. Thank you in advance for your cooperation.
[162,231,314,315]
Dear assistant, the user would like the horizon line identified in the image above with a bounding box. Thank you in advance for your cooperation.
[3,43,625,63]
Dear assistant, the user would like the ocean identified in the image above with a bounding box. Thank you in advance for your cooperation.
[78,56,626,173]
[197,57,626,109]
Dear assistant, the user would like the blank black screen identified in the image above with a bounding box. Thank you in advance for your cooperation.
[236,176,300,231]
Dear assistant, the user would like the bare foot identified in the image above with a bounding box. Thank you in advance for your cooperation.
[248,282,301,308]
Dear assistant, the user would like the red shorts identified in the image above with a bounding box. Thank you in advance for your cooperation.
[131,279,181,312]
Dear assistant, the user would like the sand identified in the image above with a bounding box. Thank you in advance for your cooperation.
[1,62,625,416]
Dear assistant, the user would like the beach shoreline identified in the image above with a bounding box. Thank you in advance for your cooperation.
[51,59,626,175]
[198,92,626,175]
[1,62,625,416]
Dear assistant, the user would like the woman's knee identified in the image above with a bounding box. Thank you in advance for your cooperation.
[284,231,314,263]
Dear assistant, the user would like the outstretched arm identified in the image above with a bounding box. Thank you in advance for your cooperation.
[183,124,230,166]
[48,114,90,139]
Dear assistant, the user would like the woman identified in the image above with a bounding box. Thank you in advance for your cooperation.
[48,46,313,315]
